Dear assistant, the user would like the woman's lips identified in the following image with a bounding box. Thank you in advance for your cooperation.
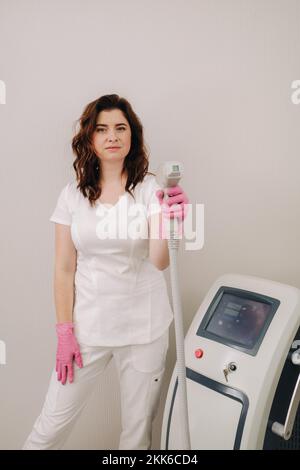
[107,147,120,151]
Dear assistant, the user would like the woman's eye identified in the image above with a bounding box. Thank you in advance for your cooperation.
[97,127,126,132]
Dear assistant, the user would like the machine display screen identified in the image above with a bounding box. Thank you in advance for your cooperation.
[204,293,273,349]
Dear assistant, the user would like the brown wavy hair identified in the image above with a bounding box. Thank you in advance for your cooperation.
[71,93,155,207]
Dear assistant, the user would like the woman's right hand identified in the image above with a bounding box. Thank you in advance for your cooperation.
[55,322,83,385]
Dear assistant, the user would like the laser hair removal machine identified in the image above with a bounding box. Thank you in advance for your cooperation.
[161,273,300,449]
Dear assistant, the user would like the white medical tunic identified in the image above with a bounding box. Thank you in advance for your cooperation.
[49,174,174,346]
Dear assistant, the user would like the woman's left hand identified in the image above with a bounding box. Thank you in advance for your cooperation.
[156,185,189,221]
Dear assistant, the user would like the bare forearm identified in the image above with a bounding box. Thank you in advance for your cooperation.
[148,213,170,271]
[53,269,76,323]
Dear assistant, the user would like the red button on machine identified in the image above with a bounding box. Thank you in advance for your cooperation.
[195,348,204,358]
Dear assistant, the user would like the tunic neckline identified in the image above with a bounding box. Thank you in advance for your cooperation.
[96,191,127,210]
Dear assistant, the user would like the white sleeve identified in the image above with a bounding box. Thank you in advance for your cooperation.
[49,183,72,226]
[146,176,162,218]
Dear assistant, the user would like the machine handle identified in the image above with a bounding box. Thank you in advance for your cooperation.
[271,373,300,440]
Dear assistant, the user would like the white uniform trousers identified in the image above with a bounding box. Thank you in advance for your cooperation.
[22,329,169,450]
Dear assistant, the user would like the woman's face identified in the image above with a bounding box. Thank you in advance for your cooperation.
[93,109,132,164]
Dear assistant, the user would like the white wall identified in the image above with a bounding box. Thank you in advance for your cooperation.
[0,0,300,449]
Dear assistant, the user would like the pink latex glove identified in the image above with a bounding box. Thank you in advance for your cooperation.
[55,322,83,385]
[156,185,189,221]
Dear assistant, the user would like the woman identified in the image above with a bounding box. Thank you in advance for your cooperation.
[22,94,189,450]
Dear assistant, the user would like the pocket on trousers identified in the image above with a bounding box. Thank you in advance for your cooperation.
[130,330,169,374]
[146,367,166,418]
